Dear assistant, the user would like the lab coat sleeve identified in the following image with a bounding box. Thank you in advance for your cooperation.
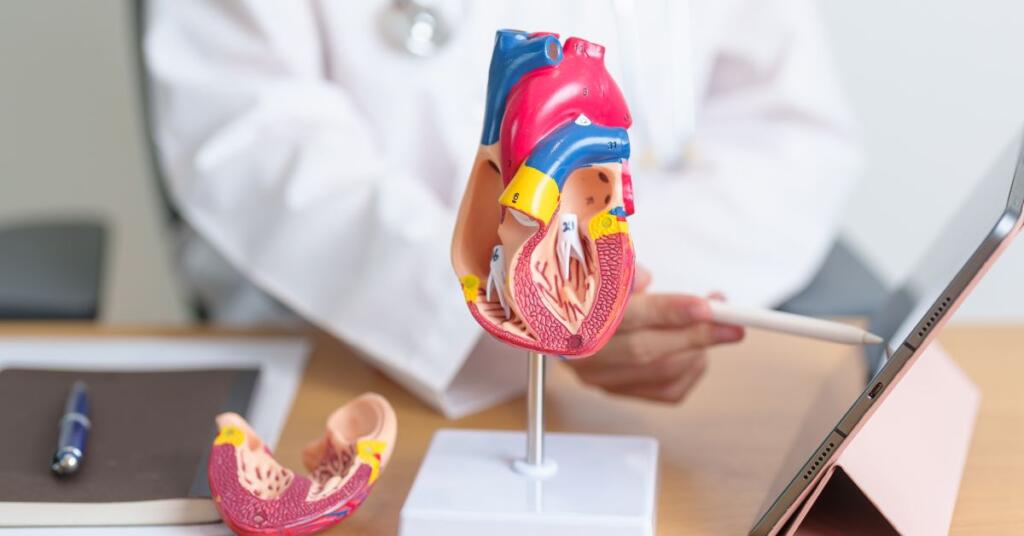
[630,0,863,306]
[144,0,481,396]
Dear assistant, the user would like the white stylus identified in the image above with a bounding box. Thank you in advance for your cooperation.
[708,301,884,346]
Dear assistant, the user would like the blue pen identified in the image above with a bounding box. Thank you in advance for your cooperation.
[51,381,90,476]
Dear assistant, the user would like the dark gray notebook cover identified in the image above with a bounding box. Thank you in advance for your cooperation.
[0,368,258,503]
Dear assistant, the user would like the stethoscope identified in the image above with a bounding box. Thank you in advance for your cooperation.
[380,0,675,167]
[380,0,453,58]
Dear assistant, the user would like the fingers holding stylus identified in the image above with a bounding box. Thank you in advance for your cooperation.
[597,322,743,366]
[573,349,705,389]
[565,267,744,403]
[617,293,725,331]
[605,354,710,403]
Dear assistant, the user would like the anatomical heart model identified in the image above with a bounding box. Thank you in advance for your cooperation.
[452,30,635,357]
[207,393,397,535]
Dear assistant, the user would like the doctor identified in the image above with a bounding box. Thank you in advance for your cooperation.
[144,0,861,415]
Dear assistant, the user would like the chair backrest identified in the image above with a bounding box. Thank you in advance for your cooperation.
[130,0,208,320]
[129,0,181,226]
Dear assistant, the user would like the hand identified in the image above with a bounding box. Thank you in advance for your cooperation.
[564,267,745,403]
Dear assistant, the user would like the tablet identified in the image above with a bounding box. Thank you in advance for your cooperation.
[751,128,1024,535]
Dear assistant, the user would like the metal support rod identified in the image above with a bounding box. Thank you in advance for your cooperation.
[526,351,546,466]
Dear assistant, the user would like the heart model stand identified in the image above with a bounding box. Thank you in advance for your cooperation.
[400,351,659,536]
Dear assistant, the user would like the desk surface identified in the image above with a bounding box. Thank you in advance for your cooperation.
[3,323,1021,534]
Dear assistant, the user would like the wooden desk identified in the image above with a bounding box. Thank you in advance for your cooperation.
[2,324,1021,534]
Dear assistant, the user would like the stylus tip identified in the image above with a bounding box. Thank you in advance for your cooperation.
[863,332,884,345]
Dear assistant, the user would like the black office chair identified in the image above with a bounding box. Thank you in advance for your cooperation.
[0,220,106,320]
[776,239,887,317]
[131,1,210,321]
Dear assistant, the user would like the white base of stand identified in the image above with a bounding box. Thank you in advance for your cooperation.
[511,457,558,479]
[399,429,659,536]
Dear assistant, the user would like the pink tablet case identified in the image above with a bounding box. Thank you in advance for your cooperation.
[782,344,979,535]
[779,199,1022,535]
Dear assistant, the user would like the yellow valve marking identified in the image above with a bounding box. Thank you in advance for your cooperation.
[461,274,480,302]
[357,439,388,484]
[499,166,560,226]
[214,425,245,447]
[588,212,629,240]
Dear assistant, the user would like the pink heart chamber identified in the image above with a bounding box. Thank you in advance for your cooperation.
[452,30,636,358]
[207,394,396,535]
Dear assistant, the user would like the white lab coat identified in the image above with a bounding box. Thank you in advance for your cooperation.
[144,0,861,416]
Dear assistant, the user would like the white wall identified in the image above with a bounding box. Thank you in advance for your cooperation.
[2,0,1023,323]
[0,0,188,324]
[821,0,1024,320]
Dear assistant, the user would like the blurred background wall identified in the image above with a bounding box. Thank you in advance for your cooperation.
[2,0,1023,323]
[824,0,1024,320]
[0,0,188,324]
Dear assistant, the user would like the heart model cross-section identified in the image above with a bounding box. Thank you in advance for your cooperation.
[452,30,636,358]
[207,394,396,535]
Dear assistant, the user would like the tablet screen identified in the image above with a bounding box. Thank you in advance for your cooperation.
[867,129,1023,375]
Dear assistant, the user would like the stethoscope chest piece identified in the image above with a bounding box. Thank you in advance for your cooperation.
[380,0,452,57]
